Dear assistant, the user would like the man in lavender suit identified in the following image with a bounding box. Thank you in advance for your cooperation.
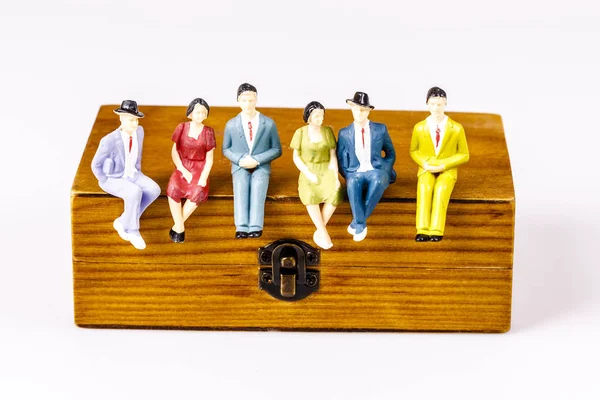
[91,100,161,250]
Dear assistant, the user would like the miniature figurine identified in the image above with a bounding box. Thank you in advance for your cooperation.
[91,100,161,250]
[337,92,396,242]
[222,83,282,238]
[290,101,343,250]
[409,87,470,242]
[166,98,216,243]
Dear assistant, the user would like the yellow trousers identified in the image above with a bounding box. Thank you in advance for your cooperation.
[416,171,456,236]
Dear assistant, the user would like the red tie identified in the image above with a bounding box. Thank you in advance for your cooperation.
[248,121,253,141]
[435,126,441,148]
[128,135,133,153]
[361,128,365,148]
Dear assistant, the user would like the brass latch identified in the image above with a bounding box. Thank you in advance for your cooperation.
[258,239,320,301]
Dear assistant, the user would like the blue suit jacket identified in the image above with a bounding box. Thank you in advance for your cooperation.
[336,121,396,183]
[222,113,282,174]
[91,126,144,183]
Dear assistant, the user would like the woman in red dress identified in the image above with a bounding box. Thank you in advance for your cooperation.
[166,98,216,242]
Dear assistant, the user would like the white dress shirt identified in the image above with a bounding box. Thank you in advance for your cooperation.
[241,111,261,155]
[354,121,374,172]
[427,115,448,156]
[120,129,139,178]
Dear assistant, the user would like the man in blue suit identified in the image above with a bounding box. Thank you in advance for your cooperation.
[337,92,396,241]
[91,100,161,250]
[222,83,282,238]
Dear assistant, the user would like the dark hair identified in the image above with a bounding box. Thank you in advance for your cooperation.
[237,83,258,99]
[426,87,447,103]
[303,101,325,123]
[186,98,210,117]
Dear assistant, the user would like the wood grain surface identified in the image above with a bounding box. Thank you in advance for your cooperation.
[74,263,512,332]
[71,105,514,332]
[72,197,514,269]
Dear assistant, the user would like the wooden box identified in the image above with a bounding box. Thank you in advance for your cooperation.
[71,105,514,332]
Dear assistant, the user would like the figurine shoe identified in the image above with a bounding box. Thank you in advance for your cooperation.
[235,231,249,239]
[347,224,356,235]
[169,228,185,243]
[113,219,129,241]
[128,233,147,250]
[429,235,443,242]
[313,231,333,250]
[353,227,368,242]
[248,230,263,238]
[415,234,430,242]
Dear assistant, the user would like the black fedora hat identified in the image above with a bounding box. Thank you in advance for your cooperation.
[346,92,374,109]
[113,100,144,118]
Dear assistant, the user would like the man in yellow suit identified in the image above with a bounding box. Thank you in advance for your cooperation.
[409,87,469,242]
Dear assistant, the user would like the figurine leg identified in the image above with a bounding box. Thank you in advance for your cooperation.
[182,200,198,222]
[232,169,251,232]
[307,204,332,249]
[248,168,270,232]
[168,197,185,233]
[364,169,390,219]
[429,172,456,236]
[416,172,436,235]
[321,203,337,226]
[346,173,367,234]
[100,177,144,233]
[134,173,161,216]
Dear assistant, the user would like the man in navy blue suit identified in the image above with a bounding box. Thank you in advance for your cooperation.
[337,92,396,241]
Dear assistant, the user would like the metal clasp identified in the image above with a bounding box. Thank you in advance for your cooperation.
[258,239,320,302]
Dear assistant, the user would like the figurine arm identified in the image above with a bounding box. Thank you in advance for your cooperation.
[409,126,430,168]
[325,128,340,174]
[198,149,214,187]
[91,136,111,183]
[382,125,396,169]
[328,148,339,174]
[171,144,192,183]
[437,127,470,170]
[222,123,246,165]
[252,124,282,165]
[329,148,341,189]
[336,135,347,179]
[293,149,318,183]
[135,127,144,172]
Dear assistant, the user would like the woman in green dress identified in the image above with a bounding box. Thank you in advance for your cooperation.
[290,101,343,249]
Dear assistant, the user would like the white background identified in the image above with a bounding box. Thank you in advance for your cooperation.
[1,1,599,399]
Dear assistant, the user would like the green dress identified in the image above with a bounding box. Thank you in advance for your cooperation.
[290,125,343,206]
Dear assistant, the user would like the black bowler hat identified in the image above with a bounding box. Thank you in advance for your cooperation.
[346,92,374,109]
[113,100,144,118]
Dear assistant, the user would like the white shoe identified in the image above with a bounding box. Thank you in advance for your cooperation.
[313,231,333,250]
[113,219,129,241]
[128,234,146,250]
[347,224,356,235]
[353,227,368,242]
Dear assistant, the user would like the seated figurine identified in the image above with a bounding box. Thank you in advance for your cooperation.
[337,92,396,242]
[409,87,470,242]
[290,101,343,250]
[90,100,161,250]
[166,98,216,243]
[222,83,282,238]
